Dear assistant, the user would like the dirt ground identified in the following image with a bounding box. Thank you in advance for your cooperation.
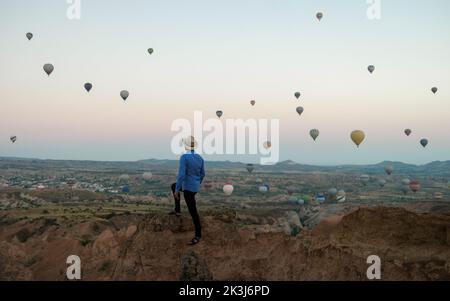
[0,204,449,281]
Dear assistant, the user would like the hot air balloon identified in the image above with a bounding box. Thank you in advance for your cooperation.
[328,188,337,196]
[296,106,304,116]
[119,174,130,182]
[404,129,412,136]
[287,187,295,196]
[378,179,386,188]
[120,90,129,101]
[43,64,54,76]
[223,183,234,196]
[122,185,130,194]
[384,165,393,176]
[328,188,338,201]
[310,129,319,141]
[433,192,443,200]
[420,139,428,148]
[368,65,375,74]
[314,193,325,202]
[409,180,420,193]
[401,178,411,186]
[294,92,301,99]
[351,130,365,148]
[431,87,438,94]
[360,174,370,183]
[142,172,153,180]
[216,110,223,118]
[259,185,269,193]
[246,164,254,173]
[148,48,154,55]
[316,12,323,21]
[263,141,272,150]
[84,83,92,92]
[337,190,346,203]
[401,186,409,195]
[10,136,17,143]
[26,33,33,40]
[250,100,256,106]
[448,181,450,189]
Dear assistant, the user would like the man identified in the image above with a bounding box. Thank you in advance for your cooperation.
[170,136,205,245]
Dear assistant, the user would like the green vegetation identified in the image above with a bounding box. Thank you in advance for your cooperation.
[16,228,32,243]
[99,260,114,272]
[77,234,92,247]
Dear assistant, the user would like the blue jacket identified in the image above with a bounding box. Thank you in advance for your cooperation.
[175,151,205,193]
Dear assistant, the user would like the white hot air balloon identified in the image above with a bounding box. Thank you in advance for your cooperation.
[401,178,410,186]
[337,190,346,203]
[223,183,234,196]
[259,185,269,193]
[142,172,153,180]
[119,174,130,182]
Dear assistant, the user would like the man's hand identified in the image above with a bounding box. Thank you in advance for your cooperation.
[173,191,180,201]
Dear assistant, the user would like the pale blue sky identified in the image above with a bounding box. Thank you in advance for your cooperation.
[0,0,449,165]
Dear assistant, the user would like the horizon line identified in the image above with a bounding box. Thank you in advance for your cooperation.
[0,155,448,167]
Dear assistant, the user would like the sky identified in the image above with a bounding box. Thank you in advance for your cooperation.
[0,0,449,165]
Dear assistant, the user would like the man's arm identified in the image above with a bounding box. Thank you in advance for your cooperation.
[175,155,186,192]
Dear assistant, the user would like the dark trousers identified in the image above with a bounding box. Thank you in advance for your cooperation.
[171,183,202,238]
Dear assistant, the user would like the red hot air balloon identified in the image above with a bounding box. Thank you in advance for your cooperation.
[409,180,420,193]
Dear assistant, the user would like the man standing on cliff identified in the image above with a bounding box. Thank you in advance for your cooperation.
[170,136,205,246]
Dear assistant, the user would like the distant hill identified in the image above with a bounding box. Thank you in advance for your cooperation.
[1,157,449,176]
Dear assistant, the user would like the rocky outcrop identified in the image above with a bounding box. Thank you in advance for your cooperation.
[0,207,449,281]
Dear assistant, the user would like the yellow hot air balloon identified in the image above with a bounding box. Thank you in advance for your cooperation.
[350,130,365,148]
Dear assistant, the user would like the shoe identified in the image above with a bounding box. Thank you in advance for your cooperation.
[187,237,201,246]
[168,211,181,217]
